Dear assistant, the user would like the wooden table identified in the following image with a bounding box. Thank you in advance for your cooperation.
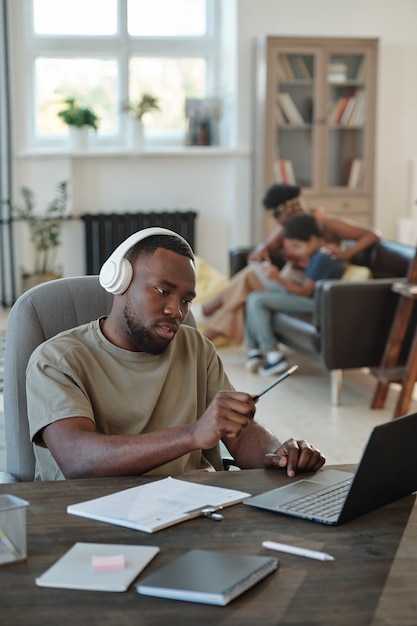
[1,467,416,625]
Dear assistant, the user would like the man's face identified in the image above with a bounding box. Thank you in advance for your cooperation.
[122,247,196,354]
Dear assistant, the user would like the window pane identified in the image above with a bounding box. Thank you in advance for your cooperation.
[129,57,206,133]
[33,0,117,36]
[35,58,118,136]
[128,0,206,36]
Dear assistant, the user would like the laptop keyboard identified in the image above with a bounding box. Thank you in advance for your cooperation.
[279,478,353,519]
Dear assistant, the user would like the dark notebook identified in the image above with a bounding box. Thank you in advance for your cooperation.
[136,549,278,606]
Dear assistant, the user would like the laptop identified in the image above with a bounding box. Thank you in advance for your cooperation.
[244,412,417,525]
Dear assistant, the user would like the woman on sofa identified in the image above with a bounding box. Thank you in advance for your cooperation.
[194,183,381,346]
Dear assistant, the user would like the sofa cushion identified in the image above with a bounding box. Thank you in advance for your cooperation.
[342,264,372,281]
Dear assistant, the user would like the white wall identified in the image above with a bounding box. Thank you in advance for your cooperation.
[9,0,417,288]
[237,0,417,242]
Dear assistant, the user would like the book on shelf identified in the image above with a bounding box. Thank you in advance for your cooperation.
[274,158,296,185]
[136,549,279,606]
[274,99,286,124]
[328,96,348,124]
[348,158,364,188]
[67,476,250,534]
[278,92,304,124]
[296,55,311,79]
[278,54,295,80]
[328,91,366,126]
[328,62,347,83]
[288,55,310,80]
[356,57,366,82]
[348,91,366,125]
[340,96,357,125]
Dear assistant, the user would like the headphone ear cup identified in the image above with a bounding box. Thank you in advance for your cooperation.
[99,258,133,294]
[113,258,133,294]
[99,226,191,294]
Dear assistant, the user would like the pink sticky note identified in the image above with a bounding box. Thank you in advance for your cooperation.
[91,554,125,572]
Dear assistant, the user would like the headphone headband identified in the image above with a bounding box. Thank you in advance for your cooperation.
[99,227,191,294]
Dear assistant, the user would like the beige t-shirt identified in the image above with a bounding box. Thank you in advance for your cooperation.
[27,320,232,480]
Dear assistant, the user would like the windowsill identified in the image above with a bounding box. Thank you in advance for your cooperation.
[16,145,249,158]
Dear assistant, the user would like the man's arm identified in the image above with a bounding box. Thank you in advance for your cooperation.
[41,389,325,478]
[223,419,325,477]
[40,390,254,479]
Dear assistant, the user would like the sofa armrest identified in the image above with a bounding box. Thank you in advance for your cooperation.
[314,278,402,370]
[229,246,287,277]
[229,246,252,277]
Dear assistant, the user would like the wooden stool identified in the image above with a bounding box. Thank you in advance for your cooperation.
[371,253,417,418]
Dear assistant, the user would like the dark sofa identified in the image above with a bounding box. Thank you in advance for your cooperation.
[229,239,417,404]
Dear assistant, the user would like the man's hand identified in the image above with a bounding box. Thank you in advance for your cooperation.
[190,390,257,450]
[264,438,325,477]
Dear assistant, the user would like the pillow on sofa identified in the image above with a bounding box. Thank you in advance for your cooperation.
[194,256,229,304]
[342,264,372,281]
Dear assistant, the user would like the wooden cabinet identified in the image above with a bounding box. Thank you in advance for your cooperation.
[253,36,378,239]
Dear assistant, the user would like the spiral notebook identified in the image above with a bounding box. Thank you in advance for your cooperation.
[136,549,278,606]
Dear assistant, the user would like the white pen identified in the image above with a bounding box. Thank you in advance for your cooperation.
[262,540,335,562]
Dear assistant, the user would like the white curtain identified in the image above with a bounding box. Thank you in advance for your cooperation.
[0,0,15,306]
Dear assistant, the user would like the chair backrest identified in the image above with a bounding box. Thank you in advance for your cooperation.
[3,275,200,481]
[4,276,114,481]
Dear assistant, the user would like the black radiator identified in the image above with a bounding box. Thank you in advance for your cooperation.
[80,211,198,275]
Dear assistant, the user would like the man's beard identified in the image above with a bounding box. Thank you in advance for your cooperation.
[124,306,168,355]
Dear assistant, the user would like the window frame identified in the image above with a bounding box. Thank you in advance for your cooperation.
[23,0,221,149]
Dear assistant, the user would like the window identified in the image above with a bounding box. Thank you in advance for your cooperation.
[27,0,220,148]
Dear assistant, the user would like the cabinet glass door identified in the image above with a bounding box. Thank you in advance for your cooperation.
[275,52,315,188]
[326,53,367,190]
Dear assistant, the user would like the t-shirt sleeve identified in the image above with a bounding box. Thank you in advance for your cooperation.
[27,350,95,446]
[305,251,345,281]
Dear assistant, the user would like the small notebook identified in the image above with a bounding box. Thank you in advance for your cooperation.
[36,543,160,592]
[136,549,278,606]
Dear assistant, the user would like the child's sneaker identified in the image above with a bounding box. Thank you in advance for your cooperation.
[245,351,263,373]
[259,355,289,376]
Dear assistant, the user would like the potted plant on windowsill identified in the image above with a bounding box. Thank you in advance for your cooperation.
[58,98,100,150]
[7,181,69,293]
[122,93,160,150]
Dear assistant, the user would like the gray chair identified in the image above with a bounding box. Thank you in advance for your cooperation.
[1,275,212,482]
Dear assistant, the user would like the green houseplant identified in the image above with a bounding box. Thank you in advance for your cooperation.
[58,98,99,150]
[58,98,99,130]
[9,181,69,289]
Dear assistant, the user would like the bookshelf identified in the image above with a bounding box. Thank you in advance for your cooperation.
[253,36,378,237]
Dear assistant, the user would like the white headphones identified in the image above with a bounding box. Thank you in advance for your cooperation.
[99,227,190,295]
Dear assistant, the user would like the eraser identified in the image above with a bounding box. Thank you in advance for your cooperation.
[91,554,125,572]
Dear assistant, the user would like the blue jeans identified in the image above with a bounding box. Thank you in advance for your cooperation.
[245,288,314,351]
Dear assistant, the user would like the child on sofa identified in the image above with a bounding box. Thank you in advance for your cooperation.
[245,213,345,376]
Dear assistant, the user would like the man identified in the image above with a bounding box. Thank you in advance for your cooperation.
[27,227,325,480]
[245,214,345,375]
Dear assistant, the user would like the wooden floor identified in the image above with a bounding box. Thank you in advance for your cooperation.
[216,344,417,466]
[0,306,415,473]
